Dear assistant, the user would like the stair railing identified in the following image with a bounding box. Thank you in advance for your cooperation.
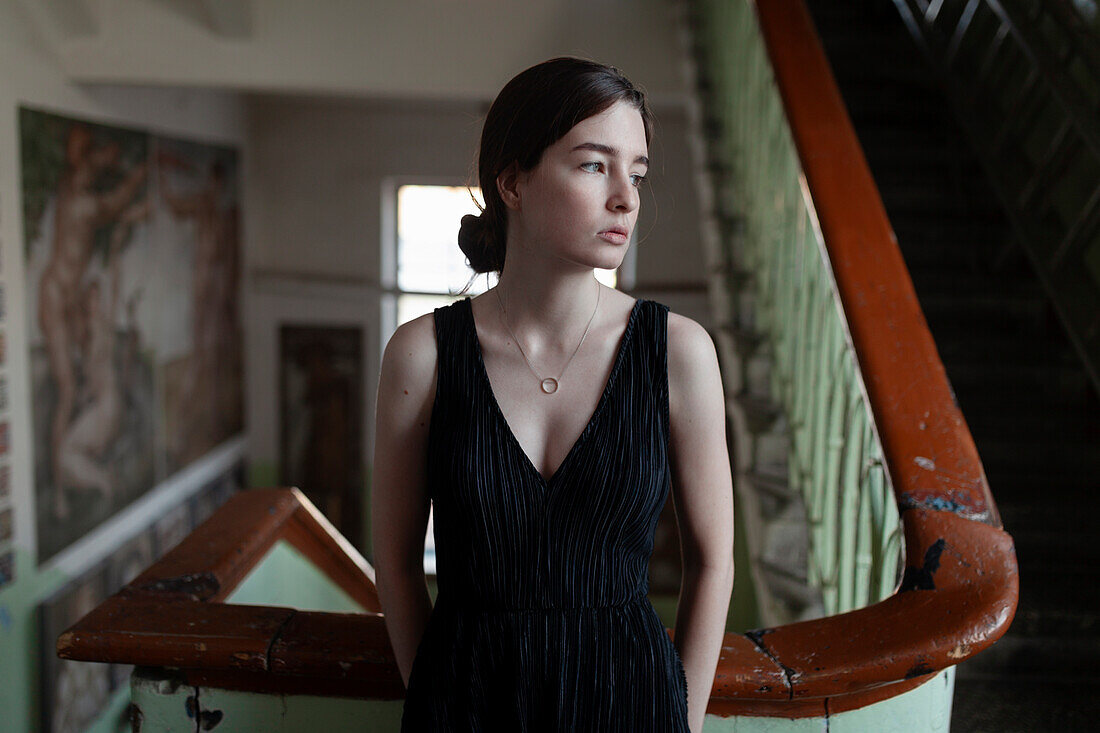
[57,488,407,701]
[891,0,1100,396]
[677,0,1018,720]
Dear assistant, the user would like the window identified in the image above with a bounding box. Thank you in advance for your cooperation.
[385,182,629,574]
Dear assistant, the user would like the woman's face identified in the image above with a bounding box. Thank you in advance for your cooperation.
[509,99,649,272]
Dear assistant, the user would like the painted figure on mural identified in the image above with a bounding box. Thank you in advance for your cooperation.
[158,150,241,465]
[159,153,224,459]
[55,200,150,513]
[37,123,148,520]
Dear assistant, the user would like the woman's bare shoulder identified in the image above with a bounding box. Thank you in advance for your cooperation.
[666,311,717,369]
[379,310,439,410]
[665,310,723,406]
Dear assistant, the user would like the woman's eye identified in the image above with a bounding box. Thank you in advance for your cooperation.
[631,174,648,187]
[580,161,602,173]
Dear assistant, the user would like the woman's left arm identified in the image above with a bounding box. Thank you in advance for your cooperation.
[667,313,735,733]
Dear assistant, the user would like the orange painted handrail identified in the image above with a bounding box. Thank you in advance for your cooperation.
[58,488,406,699]
[695,0,1019,716]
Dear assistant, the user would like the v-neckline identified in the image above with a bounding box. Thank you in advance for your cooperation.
[465,295,643,489]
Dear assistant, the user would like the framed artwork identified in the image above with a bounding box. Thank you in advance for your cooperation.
[279,325,364,547]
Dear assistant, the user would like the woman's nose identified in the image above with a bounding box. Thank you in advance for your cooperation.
[608,174,639,212]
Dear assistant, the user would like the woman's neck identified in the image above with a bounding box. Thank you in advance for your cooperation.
[490,268,602,352]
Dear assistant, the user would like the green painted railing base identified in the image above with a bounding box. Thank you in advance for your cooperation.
[702,667,954,732]
[131,668,404,732]
[131,666,954,732]
[225,539,364,612]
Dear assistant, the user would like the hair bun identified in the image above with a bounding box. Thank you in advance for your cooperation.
[459,212,484,239]
[458,212,488,266]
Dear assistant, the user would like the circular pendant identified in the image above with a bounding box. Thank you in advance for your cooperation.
[540,377,559,394]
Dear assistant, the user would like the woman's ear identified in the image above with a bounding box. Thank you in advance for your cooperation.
[497,162,522,212]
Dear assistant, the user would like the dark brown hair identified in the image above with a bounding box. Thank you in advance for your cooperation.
[458,57,654,280]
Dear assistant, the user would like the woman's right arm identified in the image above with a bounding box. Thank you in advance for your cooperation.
[371,312,438,688]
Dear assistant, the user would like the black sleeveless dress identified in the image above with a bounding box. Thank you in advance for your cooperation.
[400,295,690,732]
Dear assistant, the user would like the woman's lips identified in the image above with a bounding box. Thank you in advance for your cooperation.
[598,230,629,244]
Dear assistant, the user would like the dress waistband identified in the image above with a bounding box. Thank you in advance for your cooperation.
[432,589,650,615]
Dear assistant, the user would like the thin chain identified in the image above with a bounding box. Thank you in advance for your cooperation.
[493,279,601,392]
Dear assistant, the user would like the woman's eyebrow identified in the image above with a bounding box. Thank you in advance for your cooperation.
[571,142,649,167]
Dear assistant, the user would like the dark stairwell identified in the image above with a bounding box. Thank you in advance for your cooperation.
[801,1,1100,729]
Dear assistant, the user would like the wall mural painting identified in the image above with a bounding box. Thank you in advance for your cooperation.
[19,108,243,563]
[279,325,364,547]
[39,461,241,732]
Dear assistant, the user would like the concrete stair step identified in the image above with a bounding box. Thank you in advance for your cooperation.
[955,634,1100,680]
[962,400,1100,443]
[972,434,1100,476]
[876,179,1005,218]
[929,326,1076,368]
[983,467,1098,501]
[1008,526,1100,567]
[907,265,1045,301]
[945,361,1091,407]
[1010,563,1100,638]
[920,297,1053,341]
[997,500,1099,537]
[952,677,1100,731]
[889,212,1009,244]
[952,376,1094,414]
[853,125,969,162]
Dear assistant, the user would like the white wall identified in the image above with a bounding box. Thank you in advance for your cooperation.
[30,0,691,105]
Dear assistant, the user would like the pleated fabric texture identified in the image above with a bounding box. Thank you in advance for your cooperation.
[400,296,690,733]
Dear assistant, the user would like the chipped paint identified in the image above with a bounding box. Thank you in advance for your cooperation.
[900,494,967,514]
[900,539,945,591]
[187,686,225,730]
[139,572,221,600]
[897,490,991,522]
[128,702,143,731]
[947,643,971,659]
[744,628,798,700]
[904,661,934,679]
[914,456,936,471]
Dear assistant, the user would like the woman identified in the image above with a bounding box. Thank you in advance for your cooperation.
[372,57,734,732]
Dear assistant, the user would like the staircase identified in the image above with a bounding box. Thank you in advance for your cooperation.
[802,1,1100,729]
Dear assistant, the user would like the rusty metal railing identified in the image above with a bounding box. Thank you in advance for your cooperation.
[679,0,1019,716]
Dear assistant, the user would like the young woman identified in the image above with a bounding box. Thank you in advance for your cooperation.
[372,57,734,732]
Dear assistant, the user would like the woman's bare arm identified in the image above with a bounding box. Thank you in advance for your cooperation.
[667,313,735,733]
[371,312,438,688]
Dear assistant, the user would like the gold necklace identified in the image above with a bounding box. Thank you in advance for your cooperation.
[493,281,600,395]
